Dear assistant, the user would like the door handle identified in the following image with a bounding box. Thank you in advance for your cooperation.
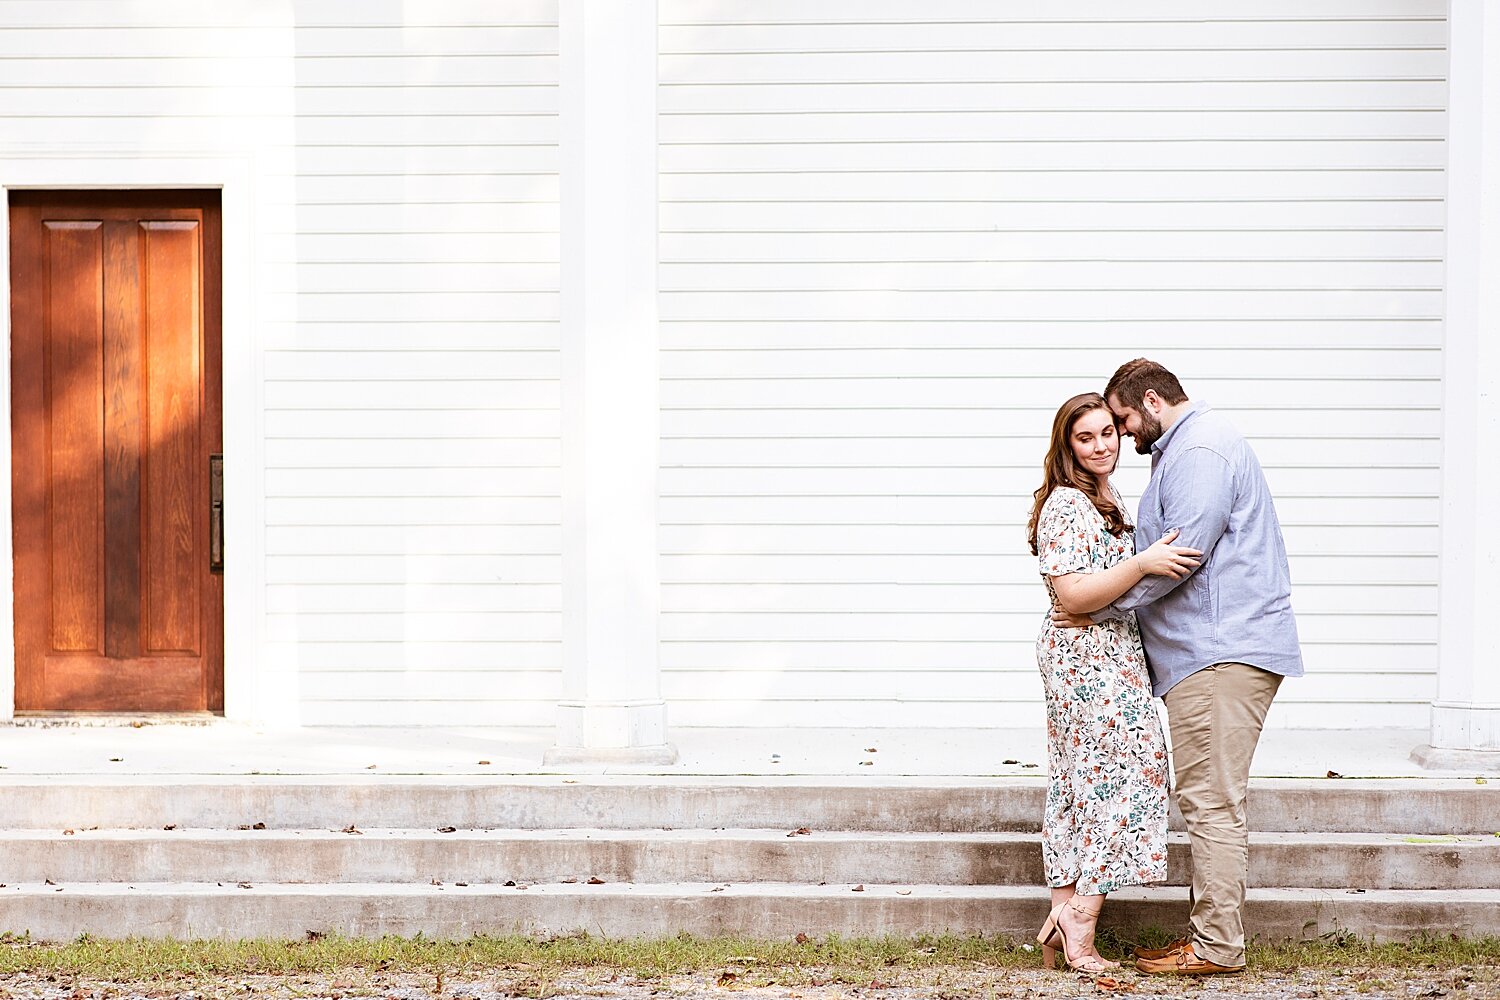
[209,453,224,572]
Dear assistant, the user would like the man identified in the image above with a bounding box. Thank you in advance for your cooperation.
[1053,358,1304,976]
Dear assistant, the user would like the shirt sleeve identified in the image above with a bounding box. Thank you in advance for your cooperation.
[1089,445,1233,621]
[1037,490,1096,577]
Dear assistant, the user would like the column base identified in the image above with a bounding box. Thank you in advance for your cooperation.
[1410,744,1500,770]
[1427,701,1500,753]
[543,699,679,767]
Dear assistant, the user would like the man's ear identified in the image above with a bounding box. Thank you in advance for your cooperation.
[1140,388,1160,413]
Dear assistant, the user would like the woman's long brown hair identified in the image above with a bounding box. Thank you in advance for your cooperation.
[1026,392,1133,555]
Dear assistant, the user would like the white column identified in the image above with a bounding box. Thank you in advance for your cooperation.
[1421,0,1500,762]
[545,0,675,766]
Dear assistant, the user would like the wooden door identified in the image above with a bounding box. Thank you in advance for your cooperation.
[9,191,222,712]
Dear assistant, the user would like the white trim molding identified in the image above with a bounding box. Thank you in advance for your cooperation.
[0,149,275,726]
[546,0,675,765]
[1426,0,1500,759]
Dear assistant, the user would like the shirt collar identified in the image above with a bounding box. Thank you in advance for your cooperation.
[1150,399,1206,460]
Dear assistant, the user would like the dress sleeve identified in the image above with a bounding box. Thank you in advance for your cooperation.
[1037,489,1096,577]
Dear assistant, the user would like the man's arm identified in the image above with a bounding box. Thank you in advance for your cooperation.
[1088,446,1234,622]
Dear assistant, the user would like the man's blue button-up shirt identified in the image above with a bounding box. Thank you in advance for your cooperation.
[1093,401,1305,697]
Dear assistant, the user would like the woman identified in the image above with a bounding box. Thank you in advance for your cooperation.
[1026,392,1199,973]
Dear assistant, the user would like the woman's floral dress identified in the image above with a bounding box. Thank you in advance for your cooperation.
[1035,485,1169,896]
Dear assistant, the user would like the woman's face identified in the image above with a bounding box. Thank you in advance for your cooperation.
[1069,407,1120,480]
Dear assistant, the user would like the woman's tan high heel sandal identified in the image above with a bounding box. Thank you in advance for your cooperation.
[1035,903,1065,970]
[1054,898,1117,973]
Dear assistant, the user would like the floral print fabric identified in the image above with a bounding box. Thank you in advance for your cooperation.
[1035,486,1169,896]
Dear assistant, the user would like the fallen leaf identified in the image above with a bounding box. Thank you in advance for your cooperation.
[587,876,605,885]
[62,829,74,836]
[858,760,874,766]
[716,972,738,987]
[431,879,443,886]
[305,931,325,942]
[1478,778,1489,785]
[868,980,890,990]
[1347,888,1366,894]
[1003,759,1020,765]
[795,933,810,944]
[251,822,266,830]
[44,879,55,885]
[1021,763,1039,768]
[163,824,177,831]
[864,748,878,753]
[237,882,253,889]
[455,881,468,887]
[504,880,517,887]
[341,825,362,835]
[787,827,811,837]
[1094,976,1135,993]
[895,889,911,896]
[851,884,864,892]
[1327,770,1344,779]
[109,758,122,762]
[710,886,725,892]
[561,877,578,883]
[477,760,491,765]
[366,764,377,769]
[436,826,457,834]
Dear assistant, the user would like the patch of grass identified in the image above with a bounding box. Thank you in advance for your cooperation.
[0,930,1496,983]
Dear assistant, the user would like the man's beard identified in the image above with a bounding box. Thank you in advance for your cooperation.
[1133,409,1165,454]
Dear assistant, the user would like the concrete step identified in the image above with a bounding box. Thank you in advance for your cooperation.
[2,881,1494,942]
[5,828,1497,891]
[6,778,1497,833]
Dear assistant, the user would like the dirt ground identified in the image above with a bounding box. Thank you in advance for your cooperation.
[0,964,1496,1000]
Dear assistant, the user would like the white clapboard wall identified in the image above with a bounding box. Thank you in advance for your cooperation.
[270,0,562,725]
[658,0,1445,728]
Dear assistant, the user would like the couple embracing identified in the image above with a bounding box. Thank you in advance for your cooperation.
[1027,359,1304,976]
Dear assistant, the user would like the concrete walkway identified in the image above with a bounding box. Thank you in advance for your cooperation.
[0,722,1491,779]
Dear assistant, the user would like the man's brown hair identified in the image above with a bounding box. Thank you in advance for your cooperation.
[1103,358,1188,409]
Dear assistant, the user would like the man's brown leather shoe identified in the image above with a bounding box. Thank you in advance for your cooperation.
[1131,937,1189,961]
[1135,943,1245,976]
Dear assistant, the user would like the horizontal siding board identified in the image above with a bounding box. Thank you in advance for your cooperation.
[266,497,559,527]
[265,382,558,411]
[266,438,559,469]
[657,50,1448,84]
[663,171,1445,202]
[657,321,1443,352]
[658,21,1446,51]
[287,203,558,234]
[267,583,561,614]
[659,200,1443,232]
[266,409,559,438]
[265,468,560,498]
[266,525,563,555]
[660,81,1448,115]
[661,1,1447,21]
[659,347,1442,379]
[266,555,560,586]
[267,612,559,643]
[660,139,1447,173]
[661,230,1448,260]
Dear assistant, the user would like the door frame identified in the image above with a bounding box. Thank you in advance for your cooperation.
[1,152,265,723]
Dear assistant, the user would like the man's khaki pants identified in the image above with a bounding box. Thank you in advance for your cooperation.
[1162,662,1283,968]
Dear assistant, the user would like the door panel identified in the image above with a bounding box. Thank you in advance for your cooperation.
[10,191,222,713]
